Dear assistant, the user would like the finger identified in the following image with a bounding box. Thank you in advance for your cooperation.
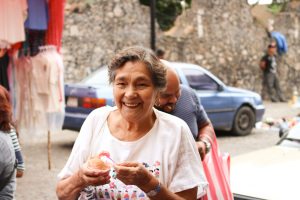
[84,174,111,186]
[114,161,143,174]
[116,161,139,167]
[83,164,110,177]
[89,170,110,178]
[114,166,133,176]
[114,163,133,171]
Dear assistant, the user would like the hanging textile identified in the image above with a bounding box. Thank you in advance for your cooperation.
[0,0,27,49]
[26,29,46,57]
[24,0,49,30]
[0,0,66,142]
[24,0,48,56]
[14,56,34,132]
[14,46,65,139]
[43,46,65,132]
[46,0,66,52]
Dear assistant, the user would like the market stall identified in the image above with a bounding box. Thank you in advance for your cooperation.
[0,0,66,169]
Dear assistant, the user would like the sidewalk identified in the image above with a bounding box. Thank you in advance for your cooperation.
[263,101,299,119]
[256,101,300,132]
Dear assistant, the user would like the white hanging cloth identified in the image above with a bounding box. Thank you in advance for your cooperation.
[14,46,65,140]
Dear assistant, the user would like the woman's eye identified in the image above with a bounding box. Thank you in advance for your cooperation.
[116,82,126,86]
[137,83,148,88]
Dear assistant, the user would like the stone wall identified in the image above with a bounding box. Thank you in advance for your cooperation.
[158,1,267,93]
[63,0,151,81]
[157,1,300,98]
[274,11,300,94]
[62,0,300,98]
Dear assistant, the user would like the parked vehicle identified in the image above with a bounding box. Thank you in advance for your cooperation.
[63,62,265,136]
[63,67,114,131]
[231,122,300,199]
[171,62,265,136]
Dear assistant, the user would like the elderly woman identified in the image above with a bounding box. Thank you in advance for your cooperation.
[56,46,207,200]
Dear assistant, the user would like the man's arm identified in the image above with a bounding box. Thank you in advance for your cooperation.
[189,87,216,160]
[259,60,266,70]
[196,122,215,160]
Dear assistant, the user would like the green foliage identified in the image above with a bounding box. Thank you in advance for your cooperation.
[140,0,192,31]
[267,2,287,14]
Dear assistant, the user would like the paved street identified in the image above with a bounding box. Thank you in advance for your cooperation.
[15,102,300,199]
[218,102,300,157]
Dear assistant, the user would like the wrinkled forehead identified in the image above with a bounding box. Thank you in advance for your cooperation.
[115,61,152,78]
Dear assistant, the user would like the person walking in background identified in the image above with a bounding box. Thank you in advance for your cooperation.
[56,46,208,200]
[259,42,286,102]
[0,85,25,178]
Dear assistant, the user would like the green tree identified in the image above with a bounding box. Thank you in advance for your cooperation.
[140,0,191,31]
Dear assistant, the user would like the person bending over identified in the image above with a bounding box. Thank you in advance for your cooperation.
[155,62,215,160]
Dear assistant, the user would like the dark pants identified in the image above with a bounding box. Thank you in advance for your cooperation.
[263,72,285,102]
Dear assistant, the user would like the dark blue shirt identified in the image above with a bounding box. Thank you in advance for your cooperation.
[172,85,209,140]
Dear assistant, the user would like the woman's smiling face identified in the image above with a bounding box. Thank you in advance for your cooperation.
[113,61,158,122]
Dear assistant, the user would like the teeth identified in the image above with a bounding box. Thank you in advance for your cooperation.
[166,105,173,110]
[124,103,138,107]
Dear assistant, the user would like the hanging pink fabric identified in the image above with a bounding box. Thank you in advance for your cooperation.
[0,0,27,48]
[202,135,233,200]
[45,0,65,52]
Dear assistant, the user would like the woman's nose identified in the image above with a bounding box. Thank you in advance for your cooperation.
[125,86,138,98]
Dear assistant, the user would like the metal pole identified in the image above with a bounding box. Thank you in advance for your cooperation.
[150,0,156,51]
[48,130,52,170]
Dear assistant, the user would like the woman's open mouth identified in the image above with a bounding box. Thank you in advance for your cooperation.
[123,102,139,108]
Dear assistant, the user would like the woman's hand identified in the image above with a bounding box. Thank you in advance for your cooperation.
[114,162,198,200]
[114,162,153,188]
[56,162,111,200]
[77,162,111,187]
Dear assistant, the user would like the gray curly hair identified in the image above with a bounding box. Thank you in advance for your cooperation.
[108,46,167,91]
